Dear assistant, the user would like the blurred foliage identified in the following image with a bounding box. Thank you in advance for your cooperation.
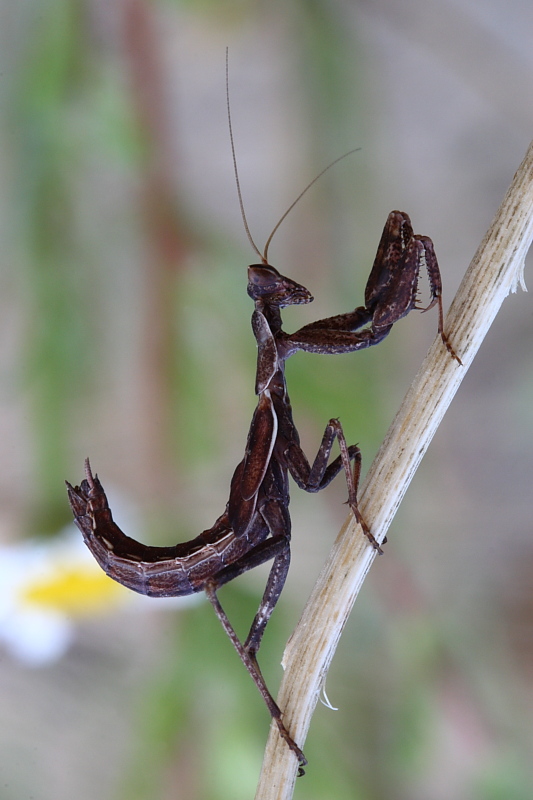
[13,1,93,531]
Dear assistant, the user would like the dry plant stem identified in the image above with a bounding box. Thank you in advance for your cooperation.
[255,139,533,799]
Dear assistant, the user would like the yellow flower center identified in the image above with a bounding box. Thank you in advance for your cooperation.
[20,565,127,616]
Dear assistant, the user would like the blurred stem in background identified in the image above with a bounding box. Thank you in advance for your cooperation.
[121,0,191,502]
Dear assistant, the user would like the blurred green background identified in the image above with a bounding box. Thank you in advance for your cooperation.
[1,1,533,798]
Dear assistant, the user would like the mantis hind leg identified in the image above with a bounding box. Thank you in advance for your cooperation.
[204,545,306,775]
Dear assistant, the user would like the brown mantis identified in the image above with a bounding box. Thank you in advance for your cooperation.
[66,81,461,773]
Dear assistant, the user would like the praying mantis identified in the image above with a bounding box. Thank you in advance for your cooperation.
[67,71,460,774]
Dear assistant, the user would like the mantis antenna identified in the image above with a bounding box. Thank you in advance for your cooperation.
[225,48,360,266]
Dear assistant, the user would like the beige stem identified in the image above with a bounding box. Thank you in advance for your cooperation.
[255,139,533,800]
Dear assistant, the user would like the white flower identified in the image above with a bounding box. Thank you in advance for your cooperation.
[0,532,131,665]
[0,501,200,666]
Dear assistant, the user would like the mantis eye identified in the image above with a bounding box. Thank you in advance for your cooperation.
[248,265,282,291]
